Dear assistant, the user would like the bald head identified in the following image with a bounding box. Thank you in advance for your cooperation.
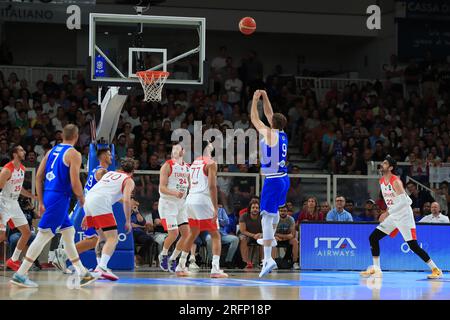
[431,202,441,216]
[171,144,184,160]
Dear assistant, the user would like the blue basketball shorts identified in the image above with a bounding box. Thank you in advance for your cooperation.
[260,173,290,215]
[39,191,73,234]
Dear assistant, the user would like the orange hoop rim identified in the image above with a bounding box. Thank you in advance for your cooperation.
[136,70,170,84]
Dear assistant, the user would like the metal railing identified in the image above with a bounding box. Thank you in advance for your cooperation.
[0,65,86,89]
[295,76,375,101]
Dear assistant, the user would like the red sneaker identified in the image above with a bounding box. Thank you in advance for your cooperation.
[245,262,253,270]
[6,258,21,271]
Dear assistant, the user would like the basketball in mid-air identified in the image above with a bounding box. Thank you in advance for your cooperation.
[239,17,256,35]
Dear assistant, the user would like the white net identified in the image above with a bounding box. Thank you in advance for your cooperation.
[136,71,170,102]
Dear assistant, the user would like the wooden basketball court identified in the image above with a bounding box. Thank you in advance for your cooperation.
[1,268,449,300]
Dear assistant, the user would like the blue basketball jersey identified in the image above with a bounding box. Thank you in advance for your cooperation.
[260,130,288,175]
[44,144,74,195]
[84,165,106,194]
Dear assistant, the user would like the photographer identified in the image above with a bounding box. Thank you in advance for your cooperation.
[130,199,155,265]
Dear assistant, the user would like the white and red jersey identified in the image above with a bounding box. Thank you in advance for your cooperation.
[159,159,190,200]
[380,174,401,210]
[188,157,213,196]
[88,171,131,204]
[0,161,25,201]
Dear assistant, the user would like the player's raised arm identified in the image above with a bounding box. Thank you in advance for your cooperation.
[35,150,50,213]
[122,178,136,233]
[67,149,84,206]
[159,162,183,198]
[0,166,12,189]
[260,90,273,127]
[250,90,272,144]
[208,161,219,219]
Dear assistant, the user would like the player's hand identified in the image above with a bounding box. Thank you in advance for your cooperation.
[124,221,132,234]
[38,203,45,217]
[212,208,218,222]
[260,90,268,98]
[175,191,184,199]
[378,211,388,222]
[81,217,88,230]
[252,90,262,102]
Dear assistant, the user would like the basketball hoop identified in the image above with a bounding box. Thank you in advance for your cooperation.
[136,70,170,102]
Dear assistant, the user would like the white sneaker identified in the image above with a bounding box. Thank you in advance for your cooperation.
[211,267,228,278]
[360,265,383,278]
[175,265,190,277]
[256,239,277,247]
[259,259,277,278]
[188,260,200,272]
[293,262,300,270]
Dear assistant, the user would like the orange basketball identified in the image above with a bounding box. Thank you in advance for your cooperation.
[239,17,256,35]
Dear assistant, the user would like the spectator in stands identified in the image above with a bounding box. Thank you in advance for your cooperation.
[353,199,374,221]
[326,196,353,222]
[205,204,239,269]
[413,208,423,222]
[43,74,59,96]
[146,200,167,253]
[297,196,323,226]
[344,199,355,215]
[23,150,39,169]
[224,69,242,106]
[234,111,250,131]
[130,200,155,265]
[274,205,299,270]
[211,46,228,93]
[422,202,432,216]
[419,202,449,223]
[406,181,435,212]
[0,139,9,163]
[239,200,263,269]
[231,164,255,206]
[433,182,449,215]
[319,201,331,217]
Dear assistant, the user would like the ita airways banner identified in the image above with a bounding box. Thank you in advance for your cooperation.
[300,222,450,271]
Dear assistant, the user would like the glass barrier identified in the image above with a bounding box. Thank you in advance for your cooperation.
[285,174,331,213]
[333,175,380,214]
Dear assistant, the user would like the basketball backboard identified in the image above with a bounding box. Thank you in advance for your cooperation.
[88,13,206,87]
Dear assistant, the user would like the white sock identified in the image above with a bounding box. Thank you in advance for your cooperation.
[72,260,87,275]
[373,256,380,268]
[99,254,111,270]
[11,248,22,262]
[170,249,181,261]
[179,251,189,268]
[17,260,33,276]
[161,247,169,256]
[263,246,272,262]
[96,257,101,265]
[212,255,220,269]
[189,254,196,262]
[427,260,437,270]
